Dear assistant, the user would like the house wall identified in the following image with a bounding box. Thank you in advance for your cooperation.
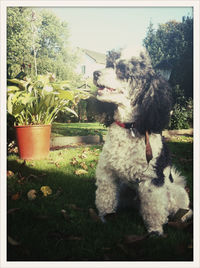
[76,53,105,78]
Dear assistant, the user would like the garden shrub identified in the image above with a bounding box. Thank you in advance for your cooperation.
[169,98,193,129]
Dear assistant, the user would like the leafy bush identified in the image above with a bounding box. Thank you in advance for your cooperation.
[7,73,90,126]
[169,98,193,129]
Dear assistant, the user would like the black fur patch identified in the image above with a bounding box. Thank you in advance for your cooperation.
[169,173,174,183]
[94,51,172,132]
[151,139,171,187]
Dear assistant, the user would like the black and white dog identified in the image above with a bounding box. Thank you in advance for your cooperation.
[93,48,192,235]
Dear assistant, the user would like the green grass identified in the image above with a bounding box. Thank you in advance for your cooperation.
[7,136,193,261]
[51,122,107,137]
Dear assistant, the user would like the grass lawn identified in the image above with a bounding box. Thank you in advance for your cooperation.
[51,122,107,137]
[7,135,193,261]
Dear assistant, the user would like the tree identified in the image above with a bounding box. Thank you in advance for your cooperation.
[7,8,80,82]
[7,7,33,77]
[143,17,193,100]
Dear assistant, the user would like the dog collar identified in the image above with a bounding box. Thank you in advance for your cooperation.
[115,121,153,164]
[115,121,136,129]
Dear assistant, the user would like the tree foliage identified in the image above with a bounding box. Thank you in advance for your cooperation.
[7,7,80,82]
[143,17,193,129]
[7,8,33,77]
[143,17,193,100]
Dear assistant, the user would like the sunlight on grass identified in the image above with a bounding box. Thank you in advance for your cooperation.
[7,137,193,261]
[51,122,107,137]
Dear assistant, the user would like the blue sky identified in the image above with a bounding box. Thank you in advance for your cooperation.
[40,7,192,53]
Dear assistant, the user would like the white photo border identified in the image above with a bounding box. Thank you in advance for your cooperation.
[1,1,199,268]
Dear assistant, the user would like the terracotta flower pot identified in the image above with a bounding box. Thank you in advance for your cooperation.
[15,125,51,160]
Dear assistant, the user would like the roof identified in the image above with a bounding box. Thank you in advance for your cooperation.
[82,49,106,65]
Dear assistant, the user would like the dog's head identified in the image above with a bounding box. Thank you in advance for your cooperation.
[93,48,172,134]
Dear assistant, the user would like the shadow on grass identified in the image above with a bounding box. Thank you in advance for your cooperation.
[7,141,193,261]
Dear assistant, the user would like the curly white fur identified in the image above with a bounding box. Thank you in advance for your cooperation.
[93,49,192,235]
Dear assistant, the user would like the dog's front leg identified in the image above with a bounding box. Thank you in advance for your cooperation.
[138,184,169,236]
[95,165,119,220]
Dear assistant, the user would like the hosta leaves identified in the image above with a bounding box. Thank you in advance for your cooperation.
[7,85,20,92]
[57,89,74,101]
[63,106,78,117]
[7,75,87,125]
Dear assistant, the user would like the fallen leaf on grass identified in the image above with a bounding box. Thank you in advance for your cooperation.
[17,176,26,184]
[61,209,70,221]
[27,189,37,200]
[40,186,52,197]
[78,152,87,159]
[7,208,20,214]
[11,192,20,201]
[124,234,148,244]
[8,236,20,246]
[53,187,63,199]
[89,208,101,222]
[27,173,46,181]
[75,169,88,175]
[70,157,78,166]
[80,162,88,170]
[27,174,38,180]
[55,162,60,168]
[48,159,62,167]
[90,163,95,168]
[68,204,83,211]
[7,170,15,178]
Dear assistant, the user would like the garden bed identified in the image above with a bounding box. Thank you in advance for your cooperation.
[51,123,193,148]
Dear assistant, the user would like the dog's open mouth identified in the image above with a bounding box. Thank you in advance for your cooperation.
[97,86,116,96]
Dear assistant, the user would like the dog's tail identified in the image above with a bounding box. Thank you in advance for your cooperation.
[171,166,187,187]
[164,166,186,187]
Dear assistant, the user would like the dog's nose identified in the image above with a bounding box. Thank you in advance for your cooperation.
[93,70,102,80]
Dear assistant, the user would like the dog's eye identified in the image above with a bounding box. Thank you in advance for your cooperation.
[116,62,128,79]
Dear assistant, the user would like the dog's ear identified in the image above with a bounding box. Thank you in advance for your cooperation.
[135,75,172,134]
[106,50,121,68]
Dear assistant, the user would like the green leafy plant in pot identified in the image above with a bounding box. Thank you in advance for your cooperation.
[7,73,87,160]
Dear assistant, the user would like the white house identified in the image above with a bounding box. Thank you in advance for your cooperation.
[76,48,106,78]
